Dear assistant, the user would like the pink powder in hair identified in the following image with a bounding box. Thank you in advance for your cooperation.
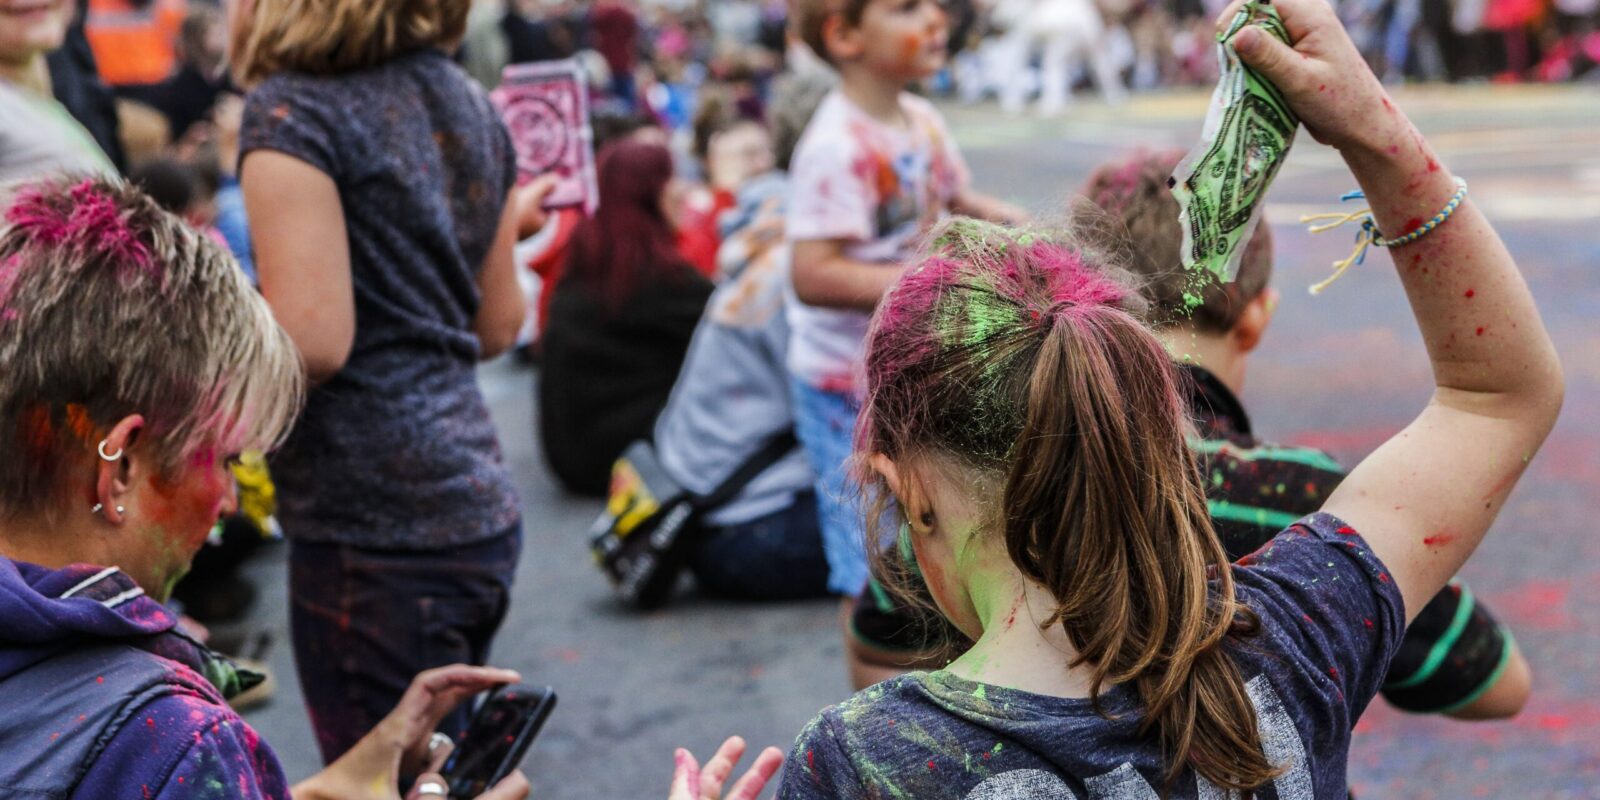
[1031,240,1128,310]
[5,180,156,278]
[0,254,20,306]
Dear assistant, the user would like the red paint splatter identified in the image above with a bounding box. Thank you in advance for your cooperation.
[1464,288,1475,298]
[1328,666,1340,679]
[96,676,104,684]
[1363,618,1373,629]
[927,760,937,771]
[1476,327,1485,336]
[1422,532,1456,548]
[1402,217,1427,235]
[1335,526,1358,536]
[1426,157,1440,172]
[1378,572,1390,583]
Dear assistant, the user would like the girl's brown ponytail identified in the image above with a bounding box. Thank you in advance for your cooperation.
[1004,308,1275,792]
[859,219,1277,792]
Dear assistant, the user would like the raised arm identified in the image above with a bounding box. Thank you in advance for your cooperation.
[1226,0,1563,619]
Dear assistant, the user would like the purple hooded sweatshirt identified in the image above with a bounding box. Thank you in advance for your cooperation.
[0,558,290,799]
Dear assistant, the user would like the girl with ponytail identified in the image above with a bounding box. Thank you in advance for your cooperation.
[739,0,1562,795]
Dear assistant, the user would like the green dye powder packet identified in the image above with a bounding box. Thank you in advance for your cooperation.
[1170,0,1299,287]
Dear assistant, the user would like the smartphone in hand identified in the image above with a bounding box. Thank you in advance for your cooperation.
[440,684,557,798]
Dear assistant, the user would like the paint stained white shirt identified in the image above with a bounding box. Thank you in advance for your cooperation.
[783,89,969,392]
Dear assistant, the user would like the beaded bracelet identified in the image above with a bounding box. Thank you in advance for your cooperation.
[1300,177,1469,295]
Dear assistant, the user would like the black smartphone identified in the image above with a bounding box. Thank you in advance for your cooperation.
[439,683,557,799]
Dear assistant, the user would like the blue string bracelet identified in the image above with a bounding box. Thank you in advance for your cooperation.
[1299,177,1469,294]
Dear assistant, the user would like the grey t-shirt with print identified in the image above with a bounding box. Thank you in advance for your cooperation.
[778,513,1405,799]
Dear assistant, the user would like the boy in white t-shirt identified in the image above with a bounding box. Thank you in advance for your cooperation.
[785,0,1023,687]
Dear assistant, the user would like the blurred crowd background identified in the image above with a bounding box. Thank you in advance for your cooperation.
[45,0,1600,223]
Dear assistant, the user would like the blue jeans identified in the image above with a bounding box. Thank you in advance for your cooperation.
[288,529,521,764]
[790,379,870,595]
[688,489,830,601]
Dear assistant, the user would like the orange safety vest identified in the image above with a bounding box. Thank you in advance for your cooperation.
[84,0,187,86]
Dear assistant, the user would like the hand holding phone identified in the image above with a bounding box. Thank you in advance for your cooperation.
[440,684,557,799]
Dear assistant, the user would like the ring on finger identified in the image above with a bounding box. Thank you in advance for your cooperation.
[428,732,453,758]
[416,779,448,797]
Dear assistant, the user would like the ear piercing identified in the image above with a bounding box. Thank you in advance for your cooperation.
[97,440,123,462]
[90,504,124,516]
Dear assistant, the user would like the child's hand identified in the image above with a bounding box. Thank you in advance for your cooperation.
[668,737,784,800]
[514,175,561,240]
[1218,0,1401,154]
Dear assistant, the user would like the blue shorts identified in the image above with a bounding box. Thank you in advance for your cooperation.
[790,379,870,595]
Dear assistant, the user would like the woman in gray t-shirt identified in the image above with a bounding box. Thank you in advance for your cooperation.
[235,0,527,763]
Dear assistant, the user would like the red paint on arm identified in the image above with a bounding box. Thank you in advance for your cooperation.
[1422,531,1457,548]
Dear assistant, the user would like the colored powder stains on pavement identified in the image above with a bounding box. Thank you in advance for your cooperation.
[1488,578,1576,631]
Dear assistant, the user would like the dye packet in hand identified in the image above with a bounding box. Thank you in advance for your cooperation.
[492,59,599,214]
[1170,0,1298,289]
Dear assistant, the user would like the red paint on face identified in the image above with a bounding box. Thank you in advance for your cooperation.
[142,452,237,556]
[899,32,925,69]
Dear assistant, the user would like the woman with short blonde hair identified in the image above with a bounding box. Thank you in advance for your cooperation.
[0,176,528,800]
[234,0,531,764]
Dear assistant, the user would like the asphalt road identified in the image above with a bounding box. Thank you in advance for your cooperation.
[243,83,1600,798]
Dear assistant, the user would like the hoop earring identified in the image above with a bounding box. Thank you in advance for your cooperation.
[97,440,123,462]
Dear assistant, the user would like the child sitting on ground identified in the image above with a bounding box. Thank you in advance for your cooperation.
[649,76,836,602]
[668,0,1564,793]
[784,0,1025,689]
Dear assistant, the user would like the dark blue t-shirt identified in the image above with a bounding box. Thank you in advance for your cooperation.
[241,49,521,548]
[778,513,1405,799]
